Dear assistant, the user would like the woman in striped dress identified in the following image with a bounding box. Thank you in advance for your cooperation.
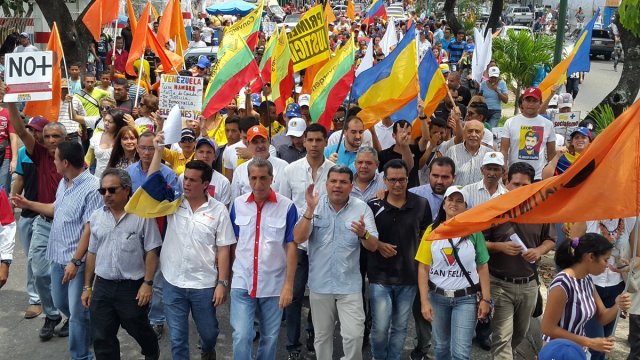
[541,233,632,355]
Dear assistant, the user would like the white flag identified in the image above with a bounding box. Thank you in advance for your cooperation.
[380,18,398,56]
[355,38,374,77]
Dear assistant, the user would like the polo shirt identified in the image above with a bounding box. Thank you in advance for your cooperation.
[178,170,231,206]
[277,144,306,164]
[88,208,162,280]
[367,193,431,285]
[448,40,466,63]
[105,49,128,74]
[484,222,555,278]
[378,144,425,188]
[162,148,194,176]
[14,147,37,218]
[230,191,298,297]
[324,141,358,169]
[230,156,288,200]
[306,194,379,295]
[29,142,63,204]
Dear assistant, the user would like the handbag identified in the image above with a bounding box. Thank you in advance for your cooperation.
[448,238,493,321]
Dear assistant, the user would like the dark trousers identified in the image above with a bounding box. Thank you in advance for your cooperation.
[566,77,580,100]
[90,276,159,360]
[629,314,640,360]
[285,248,313,351]
[586,281,625,360]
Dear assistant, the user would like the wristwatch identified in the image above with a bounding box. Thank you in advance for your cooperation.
[360,230,371,241]
[0,259,11,266]
[70,258,83,267]
[143,279,154,286]
[217,279,229,288]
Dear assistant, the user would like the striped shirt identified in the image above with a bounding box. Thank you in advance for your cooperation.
[462,179,508,208]
[542,272,596,342]
[47,170,103,265]
[445,143,491,187]
[554,151,578,176]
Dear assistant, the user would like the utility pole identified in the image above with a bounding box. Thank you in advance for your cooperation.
[553,0,567,65]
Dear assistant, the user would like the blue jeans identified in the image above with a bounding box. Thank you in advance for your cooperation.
[18,215,40,305]
[163,281,219,359]
[487,109,502,128]
[51,262,93,360]
[0,159,10,192]
[430,292,477,360]
[285,248,313,352]
[231,288,282,360]
[30,217,60,319]
[369,284,417,360]
[148,270,165,325]
[585,281,625,360]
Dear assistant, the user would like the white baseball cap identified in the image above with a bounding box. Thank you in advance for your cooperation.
[444,186,468,203]
[286,117,307,137]
[298,94,311,107]
[482,151,504,166]
[488,66,500,77]
[549,94,559,107]
[557,92,573,109]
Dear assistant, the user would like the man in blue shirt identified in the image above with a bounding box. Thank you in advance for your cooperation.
[448,29,467,69]
[479,66,509,128]
[324,116,365,170]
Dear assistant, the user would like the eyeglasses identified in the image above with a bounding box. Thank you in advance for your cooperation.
[100,106,113,111]
[180,137,196,143]
[98,186,123,195]
[384,177,408,184]
[138,146,155,153]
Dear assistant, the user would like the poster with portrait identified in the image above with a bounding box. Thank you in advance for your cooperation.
[517,125,544,161]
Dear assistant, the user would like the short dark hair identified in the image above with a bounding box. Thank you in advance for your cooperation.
[555,233,613,269]
[508,162,535,183]
[258,100,276,115]
[383,159,409,177]
[392,120,411,134]
[185,160,213,183]
[429,117,447,129]
[113,77,128,88]
[57,141,85,169]
[346,106,361,119]
[468,102,489,121]
[101,168,133,196]
[304,123,327,139]
[239,116,259,133]
[429,156,456,175]
[226,115,241,127]
[327,165,354,182]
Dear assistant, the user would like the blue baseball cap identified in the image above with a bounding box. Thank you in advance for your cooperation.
[538,339,586,360]
[285,103,301,118]
[251,93,262,107]
[570,127,592,140]
[196,56,211,69]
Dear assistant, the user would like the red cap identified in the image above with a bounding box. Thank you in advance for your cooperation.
[247,125,269,142]
[523,87,542,101]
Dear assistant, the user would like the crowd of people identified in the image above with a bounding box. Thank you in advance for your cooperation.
[0,3,637,360]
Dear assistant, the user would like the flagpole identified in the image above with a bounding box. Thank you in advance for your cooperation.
[57,23,73,123]
[611,214,640,336]
[112,7,120,71]
[134,54,145,107]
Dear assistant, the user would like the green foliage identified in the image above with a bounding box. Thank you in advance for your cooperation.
[590,104,617,132]
[492,30,555,99]
[619,0,640,38]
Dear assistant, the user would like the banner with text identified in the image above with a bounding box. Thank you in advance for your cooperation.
[287,5,330,72]
[3,51,53,102]
[159,75,204,120]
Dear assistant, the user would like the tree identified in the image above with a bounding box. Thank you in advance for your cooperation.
[0,0,34,17]
[492,30,555,114]
[443,0,461,35]
[485,0,504,37]
[587,5,640,121]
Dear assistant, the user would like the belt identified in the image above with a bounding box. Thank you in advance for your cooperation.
[492,273,537,285]
[96,276,142,283]
[39,215,53,223]
[428,281,478,298]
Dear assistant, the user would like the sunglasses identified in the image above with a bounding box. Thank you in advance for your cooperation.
[180,137,196,143]
[100,106,113,111]
[98,186,123,195]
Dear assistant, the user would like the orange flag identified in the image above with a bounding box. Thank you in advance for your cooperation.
[127,0,138,32]
[428,99,640,240]
[23,23,63,121]
[146,26,183,73]
[325,1,336,23]
[82,0,119,42]
[157,0,188,59]
[301,58,328,94]
[346,0,356,20]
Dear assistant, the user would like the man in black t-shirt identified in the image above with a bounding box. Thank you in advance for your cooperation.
[95,32,111,78]
[377,120,427,188]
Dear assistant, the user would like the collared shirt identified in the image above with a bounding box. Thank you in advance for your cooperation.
[306,194,379,295]
[324,141,358,169]
[409,184,443,222]
[462,179,508,208]
[278,157,334,213]
[230,191,298,297]
[230,156,288,200]
[351,172,386,202]
[161,195,236,289]
[88,208,162,280]
[178,170,231,206]
[127,161,179,192]
[48,170,103,265]
[162,148,194,176]
[367,193,431,285]
[374,121,395,150]
[58,98,85,133]
[445,143,491,187]
[277,144,306,164]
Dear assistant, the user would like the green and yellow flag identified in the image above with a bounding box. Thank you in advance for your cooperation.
[271,28,294,114]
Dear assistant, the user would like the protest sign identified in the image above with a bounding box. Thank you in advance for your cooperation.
[162,105,182,145]
[158,74,204,120]
[287,5,330,72]
[553,111,581,136]
[3,51,53,102]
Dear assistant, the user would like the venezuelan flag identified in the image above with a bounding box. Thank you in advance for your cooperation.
[538,8,599,99]
[202,33,260,117]
[391,50,448,124]
[309,39,356,130]
[351,24,418,129]
[363,0,387,25]
[125,172,183,219]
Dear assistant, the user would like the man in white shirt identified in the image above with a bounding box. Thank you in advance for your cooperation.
[444,120,491,187]
[14,32,39,52]
[373,117,395,150]
[188,27,207,48]
[230,125,288,200]
[462,152,508,208]
[127,133,236,360]
[500,87,555,181]
[179,138,231,206]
